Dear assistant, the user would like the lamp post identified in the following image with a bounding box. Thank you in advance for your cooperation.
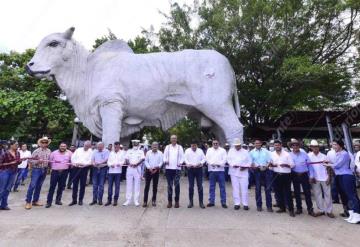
[71,117,80,146]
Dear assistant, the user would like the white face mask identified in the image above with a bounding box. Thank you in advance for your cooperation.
[269,147,274,151]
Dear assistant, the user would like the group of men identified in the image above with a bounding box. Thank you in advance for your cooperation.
[0,135,360,224]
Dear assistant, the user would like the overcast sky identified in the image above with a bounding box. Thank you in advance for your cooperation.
[0,0,190,53]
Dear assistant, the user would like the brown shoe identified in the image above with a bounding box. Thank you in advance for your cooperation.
[25,203,32,210]
[32,201,43,207]
[167,202,172,208]
[314,212,325,217]
[326,212,335,218]
[174,202,180,208]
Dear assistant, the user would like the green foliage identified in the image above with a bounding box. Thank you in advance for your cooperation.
[0,49,75,145]
[154,0,360,126]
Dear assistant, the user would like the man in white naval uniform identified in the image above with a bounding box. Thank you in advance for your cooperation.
[123,140,145,206]
[227,138,252,210]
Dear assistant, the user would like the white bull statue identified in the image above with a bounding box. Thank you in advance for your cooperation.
[26,27,243,146]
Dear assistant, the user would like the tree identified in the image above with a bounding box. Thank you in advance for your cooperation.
[154,0,360,128]
[0,50,75,146]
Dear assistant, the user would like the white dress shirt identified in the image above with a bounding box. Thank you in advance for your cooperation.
[270,150,295,173]
[308,151,328,181]
[227,147,251,177]
[326,149,337,164]
[206,147,227,172]
[163,144,185,170]
[18,150,31,169]
[184,148,206,168]
[107,150,126,174]
[145,150,163,169]
[71,147,93,167]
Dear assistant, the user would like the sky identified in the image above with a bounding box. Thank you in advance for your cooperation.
[0,0,190,53]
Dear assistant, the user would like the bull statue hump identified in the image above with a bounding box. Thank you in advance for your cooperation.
[27,27,243,145]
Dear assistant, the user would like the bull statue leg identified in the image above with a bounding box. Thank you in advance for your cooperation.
[198,103,243,144]
[99,102,123,147]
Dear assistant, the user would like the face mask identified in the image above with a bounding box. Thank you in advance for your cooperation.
[269,147,274,151]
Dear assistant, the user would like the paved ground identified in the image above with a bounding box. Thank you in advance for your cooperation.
[1,175,359,247]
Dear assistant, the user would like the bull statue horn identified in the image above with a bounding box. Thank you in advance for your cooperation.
[63,27,75,39]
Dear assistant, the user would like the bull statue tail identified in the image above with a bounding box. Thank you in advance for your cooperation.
[234,86,240,118]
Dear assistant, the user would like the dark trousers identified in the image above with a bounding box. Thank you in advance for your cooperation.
[291,172,313,212]
[273,172,294,211]
[331,178,340,202]
[66,168,75,189]
[47,169,69,205]
[92,167,107,203]
[254,169,273,208]
[121,166,127,181]
[143,170,159,203]
[71,167,89,202]
[336,174,360,213]
[108,173,121,202]
[165,169,181,203]
[209,171,226,204]
[188,167,203,203]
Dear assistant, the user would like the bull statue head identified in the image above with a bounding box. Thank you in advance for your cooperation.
[26,27,76,79]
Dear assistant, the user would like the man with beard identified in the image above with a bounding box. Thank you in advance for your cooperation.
[46,142,72,208]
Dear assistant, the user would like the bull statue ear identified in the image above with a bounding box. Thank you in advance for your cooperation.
[63,27,75,40]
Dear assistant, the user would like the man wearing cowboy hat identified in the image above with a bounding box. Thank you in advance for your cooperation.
[227,138,252,210]
[123,140,145,206]
[25,136,51,210]
[289,138,315,216]
[308,140,334,218]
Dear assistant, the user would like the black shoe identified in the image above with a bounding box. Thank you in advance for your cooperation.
[267,207,273,213]
[105,201,111,206]
[199,203,205,209]
[89,201,97,206]
[207,203,215,207]
[308,210,316,217]
[340,211,349,217]
[67,186,71,190]
[98,201,103,206]
[273,203,279,208]
[79,201,83,206]
[187,202,194,208]
[234,205,240,210]
[113,201,118,206]
[243,206,249,210]
[222,204,228,209]
[152,201,156,207]
[68,201,77,206]
[332,200,340,204]
[143,202,148,208]
[55,201,62,206]
[0,206,10,210]
[295,209,302,215]
[289,211,296,217]
[13,189,19,192]
[276,208,286,213]
[257,207,262,212]
[45,204,51,208]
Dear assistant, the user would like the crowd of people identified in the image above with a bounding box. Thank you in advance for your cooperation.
[0,135,360,224]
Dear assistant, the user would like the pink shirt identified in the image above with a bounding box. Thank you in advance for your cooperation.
[49,150,72,170]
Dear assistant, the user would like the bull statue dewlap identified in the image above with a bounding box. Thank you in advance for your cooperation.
[26,27,243,146]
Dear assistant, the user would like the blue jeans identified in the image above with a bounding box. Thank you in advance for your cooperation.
[47,169,69,204]
[13,168,28,190]
[331,178,340,203]
[108,173,121,202]
[336,174,360,213]
[0,169,17,208]
[188,167,203,203]
[165,169,181,203]
[209,171,226,204]
[26,168,47,203]
[92,167,107,203]
[254,169,273,208]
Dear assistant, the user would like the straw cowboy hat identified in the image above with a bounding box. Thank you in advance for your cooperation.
[288,138,300,146]
[131,139,140,143]
[309,140,319,146]
[37,136,51,146]
[233,138,242,146]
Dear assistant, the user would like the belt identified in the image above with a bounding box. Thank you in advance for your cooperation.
[274,172,290,176]
[294,172,308,176]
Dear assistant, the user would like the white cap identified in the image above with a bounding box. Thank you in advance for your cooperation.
[233,138,241,146]
[310,140,319,146]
